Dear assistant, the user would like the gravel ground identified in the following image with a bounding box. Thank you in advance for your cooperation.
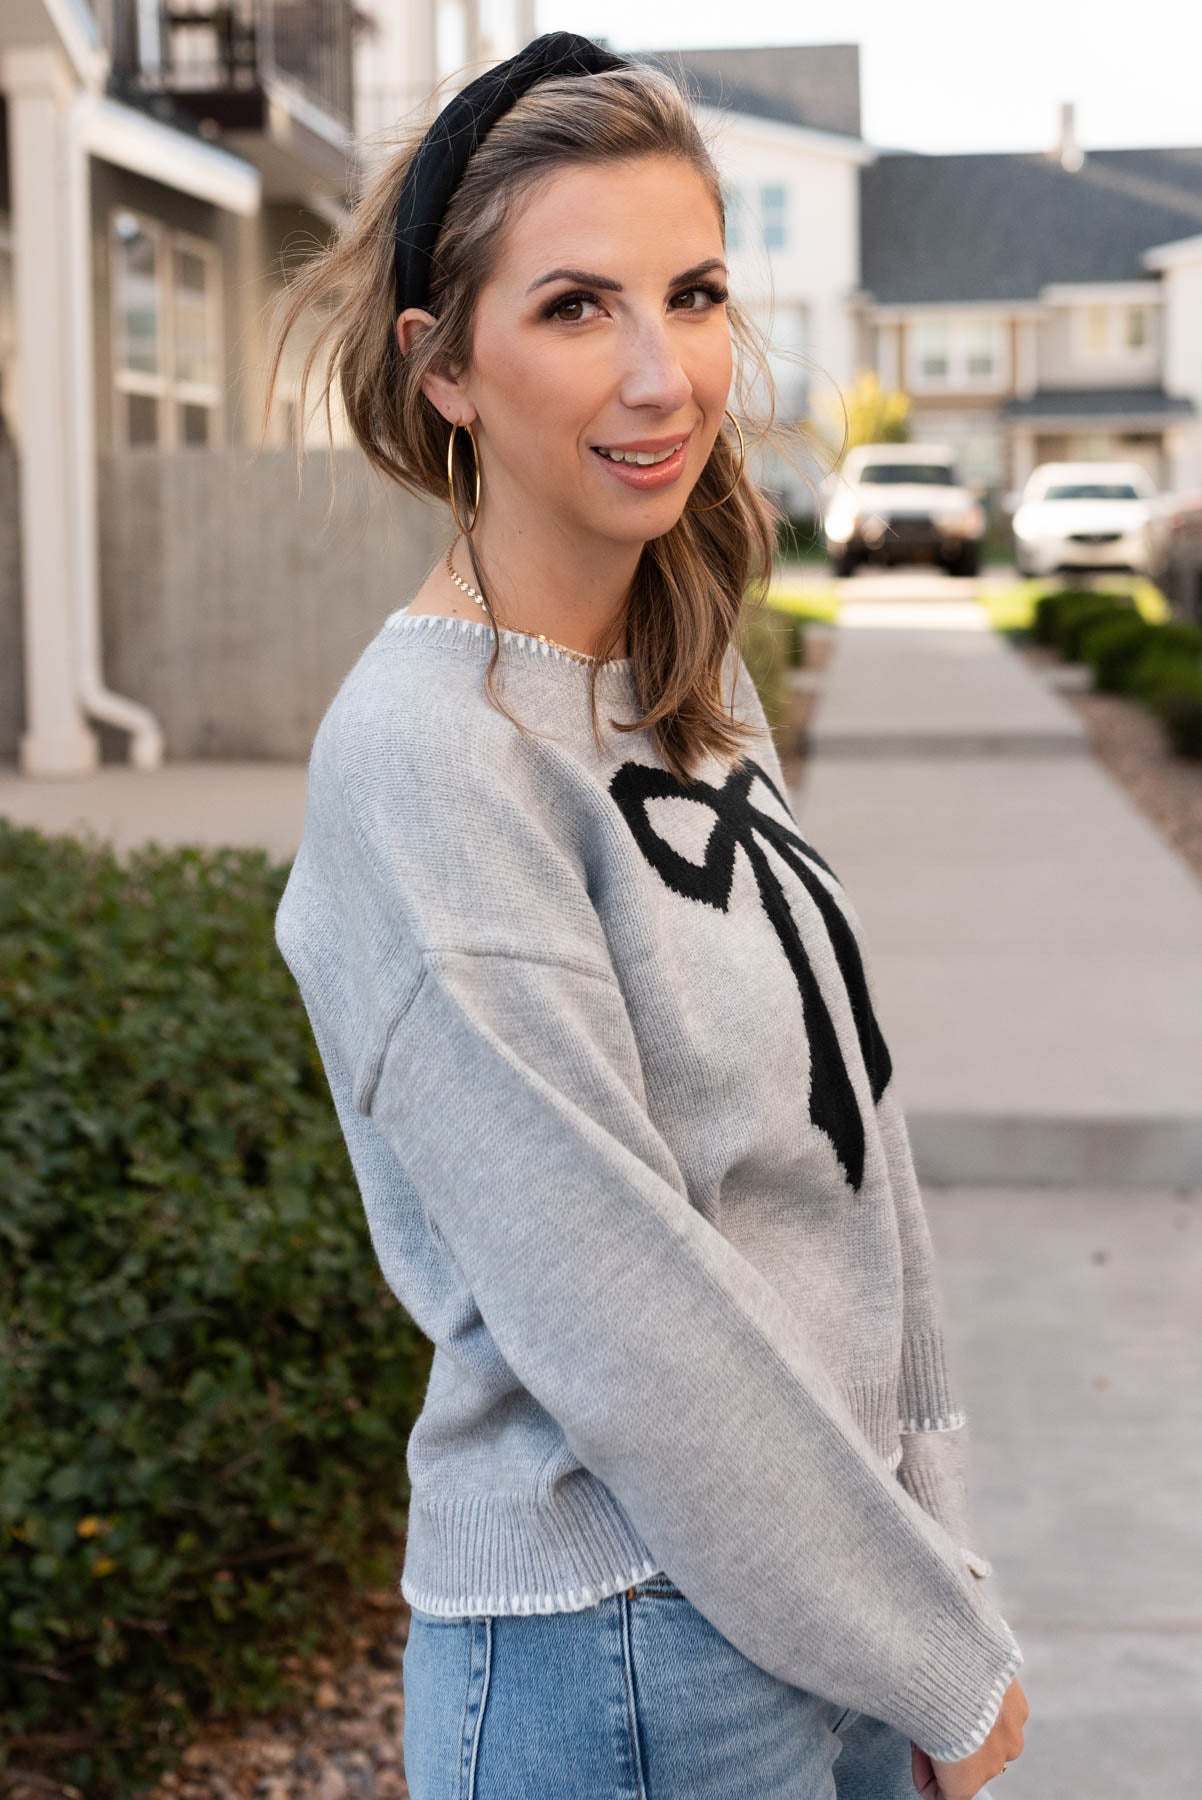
[1015,640,1202,888]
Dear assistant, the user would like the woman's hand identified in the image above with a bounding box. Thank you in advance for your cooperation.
[910,1678,1028,1798]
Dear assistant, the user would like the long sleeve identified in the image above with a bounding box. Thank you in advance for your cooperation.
[737,646,999,1591]
[362,945,1020,1759]
[288,690,1025,1764]
[876,1081,996,1585]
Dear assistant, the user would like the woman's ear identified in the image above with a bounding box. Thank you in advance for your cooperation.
[395,307,475,426]
[396,306,436,359]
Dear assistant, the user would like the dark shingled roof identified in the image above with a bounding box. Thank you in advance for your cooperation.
[1001,386,1196,421]
[860,147,1202,303]
[633,44,862,140]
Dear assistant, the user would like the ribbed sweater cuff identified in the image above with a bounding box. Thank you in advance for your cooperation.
[899,1328,962,1430]
[901,1579,1025,1762]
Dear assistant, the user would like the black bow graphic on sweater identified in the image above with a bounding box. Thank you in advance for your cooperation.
[609,755,892,1193]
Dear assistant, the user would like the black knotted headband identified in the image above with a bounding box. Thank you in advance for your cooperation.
[392,31,630,319]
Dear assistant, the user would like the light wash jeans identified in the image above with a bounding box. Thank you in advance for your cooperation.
[402,1569,964,1799]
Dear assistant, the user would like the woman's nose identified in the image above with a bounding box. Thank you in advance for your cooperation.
[617,319,694,414]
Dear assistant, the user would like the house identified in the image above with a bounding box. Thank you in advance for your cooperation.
[638,45,872,515]
[642,52,1201,511]
[856,105,1202,499]
[0,0,530,776]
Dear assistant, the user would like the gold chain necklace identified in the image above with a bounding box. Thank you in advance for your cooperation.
[444,539,598,665]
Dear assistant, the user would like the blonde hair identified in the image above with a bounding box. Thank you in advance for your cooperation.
[263,56,835,782]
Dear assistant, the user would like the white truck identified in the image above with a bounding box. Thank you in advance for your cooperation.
[819,442,986,578]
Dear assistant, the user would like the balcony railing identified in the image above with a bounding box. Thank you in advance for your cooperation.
[108,0,354,136]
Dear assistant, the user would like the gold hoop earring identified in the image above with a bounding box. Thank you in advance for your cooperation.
[446,420,481,536]
[684,409,746,513]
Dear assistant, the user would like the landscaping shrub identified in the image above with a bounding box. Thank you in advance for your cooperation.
[1149,620,1202,660]
[1078,613,1157,694]
[1155,675,1202,760]
[1127,640,1202,706]
[740,602,796,735]
[1031,588,1123,647]
[784,612,808,668]
[775,512,823,561]
[1054,594,1136,662]
[0,818,432,1799]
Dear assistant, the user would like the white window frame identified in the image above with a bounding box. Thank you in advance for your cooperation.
[906,314,1009,393]
[1070,299,1155,368]
[110,207,224,450]
[724,182,745,253]
[759,182,788,251]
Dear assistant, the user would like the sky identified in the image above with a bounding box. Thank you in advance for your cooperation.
[536,0,1202,156]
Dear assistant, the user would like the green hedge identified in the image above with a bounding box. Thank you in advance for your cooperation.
[0,819,431,1798]
[1030,587,1202,762]
[1077,613,1156,693]
[1156,672,1202,759]
[775,512,823,562]
[741,602,802,735]
[1031,588,1129,648]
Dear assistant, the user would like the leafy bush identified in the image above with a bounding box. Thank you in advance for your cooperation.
[1155,675,1202,760]
[785,613,808,668]
[1078,613,1157,693]
[1127,642,1202,706]
[1149,620,1202,660]
[0,818,431,1798]
[1055,595,1136,662]
[1031,588,1122,647]
[775,513,823,562]
[740,602,797,736]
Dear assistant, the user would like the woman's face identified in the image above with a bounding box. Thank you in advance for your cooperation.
[420,153,733,548]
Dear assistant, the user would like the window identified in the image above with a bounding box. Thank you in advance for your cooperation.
[858,462,955,486]
[760,183,787,250]
[908,316,1006,390]
[111,209,222,449]
[766,303,809,420]
[1085,305,1108,355]
[1071,298,1156,364]
[724,183,744,253]
[963,320,997,379]
[1043,480,1141,501]
[914,322,950,382]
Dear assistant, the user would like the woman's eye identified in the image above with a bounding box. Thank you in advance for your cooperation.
[672,283,729,311]
[544,282,729,324]
[547,292,602,323]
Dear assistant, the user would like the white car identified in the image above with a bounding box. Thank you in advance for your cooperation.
[1009,461,1158,579]
[820,442,986,577]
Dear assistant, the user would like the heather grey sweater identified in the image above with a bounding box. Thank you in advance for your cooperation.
[274,603,1024,1763]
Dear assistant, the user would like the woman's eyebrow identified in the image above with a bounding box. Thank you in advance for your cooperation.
[525,257,728,295]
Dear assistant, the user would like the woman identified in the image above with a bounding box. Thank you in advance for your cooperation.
[268,33,1028,1800]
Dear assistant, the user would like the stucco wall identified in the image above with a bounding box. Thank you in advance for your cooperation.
[93,446,446,761]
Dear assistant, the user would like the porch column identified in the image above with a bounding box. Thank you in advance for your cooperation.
[2,44,97,774]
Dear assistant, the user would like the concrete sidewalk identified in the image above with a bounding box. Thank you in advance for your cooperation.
[930,1177,1202,1800]
[795,598,1202,1187]
[794,597,1202,1795]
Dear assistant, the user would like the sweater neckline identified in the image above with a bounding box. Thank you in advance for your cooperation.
[383,605,635,684]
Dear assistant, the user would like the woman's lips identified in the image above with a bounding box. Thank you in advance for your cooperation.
[591,440,690,491]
